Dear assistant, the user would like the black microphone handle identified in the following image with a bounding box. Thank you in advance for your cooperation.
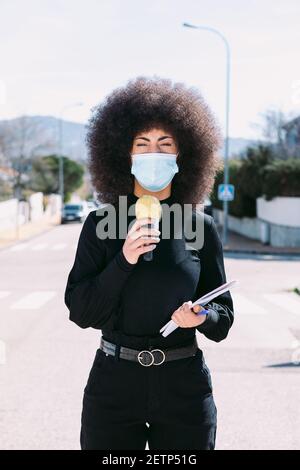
[143,250,153,261]
[142,218,159,262]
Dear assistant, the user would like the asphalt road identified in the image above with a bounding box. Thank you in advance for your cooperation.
[0,221,299,450]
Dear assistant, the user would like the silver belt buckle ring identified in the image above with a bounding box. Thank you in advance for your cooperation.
[137,350,154,367]
[137,348,166,366]
[151,348,166,365]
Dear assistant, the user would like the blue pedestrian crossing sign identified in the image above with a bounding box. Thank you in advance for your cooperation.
[218,184,235,201]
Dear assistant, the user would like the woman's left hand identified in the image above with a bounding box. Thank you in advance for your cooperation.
[171,301,208,328]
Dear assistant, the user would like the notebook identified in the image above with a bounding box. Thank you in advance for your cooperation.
[159,279,238,337]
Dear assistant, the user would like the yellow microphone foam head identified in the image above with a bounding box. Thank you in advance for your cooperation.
[135,195,162,221]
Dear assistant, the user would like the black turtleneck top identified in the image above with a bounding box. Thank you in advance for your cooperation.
[64,192,234,350]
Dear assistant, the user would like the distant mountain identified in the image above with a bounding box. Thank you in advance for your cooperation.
[0,115,259,163]
[0,115,88,163]
[221,137,261,158]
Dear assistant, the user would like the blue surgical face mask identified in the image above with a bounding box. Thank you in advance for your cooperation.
[130,152,179,192]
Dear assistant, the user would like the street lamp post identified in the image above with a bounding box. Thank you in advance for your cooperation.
[58,102,83,204]
[183,22,231,246]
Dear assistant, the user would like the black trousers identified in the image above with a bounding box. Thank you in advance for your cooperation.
[80,345,217,450]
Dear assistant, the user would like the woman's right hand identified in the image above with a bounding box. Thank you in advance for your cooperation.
[122,217,160,265]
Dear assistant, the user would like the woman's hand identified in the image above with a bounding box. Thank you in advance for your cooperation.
[171,301,208,328]
[122,217,160,265]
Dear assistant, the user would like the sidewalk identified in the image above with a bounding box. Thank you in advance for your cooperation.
[0,213,61,250]
[216,224,300,256]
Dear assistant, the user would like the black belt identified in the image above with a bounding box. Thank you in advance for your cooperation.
[100,337,199,367]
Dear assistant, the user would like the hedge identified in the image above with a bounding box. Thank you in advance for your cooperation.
[210,145,300,218]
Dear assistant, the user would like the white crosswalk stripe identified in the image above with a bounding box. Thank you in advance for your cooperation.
[52,243,67,250]
[9,243,31,252]
[232,293,268,315]
[0,291,11,300]
[10,291,56,310]
[8,242,76,252]
[263,293,300,315]
[31,243,48,251]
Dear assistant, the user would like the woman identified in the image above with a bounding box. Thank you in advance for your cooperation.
[64,76,234,450]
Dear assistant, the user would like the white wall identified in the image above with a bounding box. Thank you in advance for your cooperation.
[0,199,18,230]
[213,204,300,247]
[257,197,300,228]
[29,192,44,222]
[0,193,62,233]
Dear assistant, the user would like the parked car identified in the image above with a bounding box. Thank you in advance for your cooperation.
[61,202,89,224]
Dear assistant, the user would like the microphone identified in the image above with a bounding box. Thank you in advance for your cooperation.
[135,195,162,261]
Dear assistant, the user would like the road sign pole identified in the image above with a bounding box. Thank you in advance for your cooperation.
[222,37,231,247]
[182,23,231,246]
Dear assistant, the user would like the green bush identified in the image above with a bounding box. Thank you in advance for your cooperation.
[30,155,85,203]
[262,159,300,199]
[212,145,300,218]
[237,145,273,201]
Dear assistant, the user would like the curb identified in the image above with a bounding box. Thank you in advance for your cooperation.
[224,249,300,260]
[223,248,300,256]
[0,219,61,252]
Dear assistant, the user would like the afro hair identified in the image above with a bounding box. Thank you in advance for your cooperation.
[86,75,223,208]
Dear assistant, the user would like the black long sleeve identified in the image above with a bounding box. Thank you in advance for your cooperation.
[64,211,136,329]
[195,216,234,342]
[64,193,234,350]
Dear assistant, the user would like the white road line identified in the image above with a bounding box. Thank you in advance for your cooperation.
[263,293,300,315]
[9,243,31,252]
[10,291,56,310]
[31,243,48,251]
[0,291,11,300]
[7,242,77,252]
[232,293,268,315]
[52,243,67,250]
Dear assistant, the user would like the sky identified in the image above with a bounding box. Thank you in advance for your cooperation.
[0,0,300,139]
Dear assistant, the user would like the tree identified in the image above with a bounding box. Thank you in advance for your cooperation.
[0,115,55,200]
[238,145,274,200]
[252,107,298,160]
[30,155,85,202]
